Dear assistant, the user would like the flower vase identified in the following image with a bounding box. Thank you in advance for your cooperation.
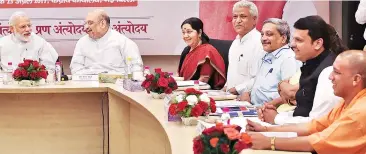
[181,116,207,126]
[150,92,166,99]
[18,80,40,87]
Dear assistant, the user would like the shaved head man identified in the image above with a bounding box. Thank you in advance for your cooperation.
[246,50,366,154]
[84,9,110,40]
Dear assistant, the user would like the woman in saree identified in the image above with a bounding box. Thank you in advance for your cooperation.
[178,17,226,89]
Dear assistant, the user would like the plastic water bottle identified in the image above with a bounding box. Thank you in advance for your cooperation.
[126,57,133,79]
[46,69,55,84]
[3,62,13,85]
[143,66,151,76]
[55,62,61,82]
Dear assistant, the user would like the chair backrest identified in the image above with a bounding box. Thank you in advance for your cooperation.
[209,39,233,77]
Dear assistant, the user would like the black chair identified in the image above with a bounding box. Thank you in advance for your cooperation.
[209,39,233,77]
[178,39,233,78]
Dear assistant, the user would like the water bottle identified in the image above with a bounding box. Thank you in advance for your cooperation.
[3,62,13,85]
[55,62,61,82]
[126,57,132,79]
[143,66,151,77]
[46,69,55,84]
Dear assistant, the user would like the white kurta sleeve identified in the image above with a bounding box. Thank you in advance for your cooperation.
[122,39,143,73]
[280,56,299,80]
[234,44,264,94]
[356,0,366,24]
[39,41,58,70]
[70,41,87,75]
[274,66,341,125]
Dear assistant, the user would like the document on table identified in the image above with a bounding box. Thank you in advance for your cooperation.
[197,117,297,138]
[215,100,253,107]
[176,81,207,87]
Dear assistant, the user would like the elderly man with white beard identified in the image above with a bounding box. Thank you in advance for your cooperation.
[0,11,58,71]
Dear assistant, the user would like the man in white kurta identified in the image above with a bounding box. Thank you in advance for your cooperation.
[224,1,265,95]
[70,10,143,75]
[0,12,58,71]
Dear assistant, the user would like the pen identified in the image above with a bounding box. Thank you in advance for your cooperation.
[266,68,273,76]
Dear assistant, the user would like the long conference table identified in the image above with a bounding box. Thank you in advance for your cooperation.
[0,81,310,154]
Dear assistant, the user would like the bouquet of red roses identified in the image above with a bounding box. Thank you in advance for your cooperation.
[193,123,252,154]
[12,59,48,81]
[169,88,216,118]
[141,70,178,94]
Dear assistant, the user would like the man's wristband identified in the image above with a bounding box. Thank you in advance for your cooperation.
[271,137,276,150]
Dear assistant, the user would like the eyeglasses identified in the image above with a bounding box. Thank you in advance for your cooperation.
[83,19,104,26]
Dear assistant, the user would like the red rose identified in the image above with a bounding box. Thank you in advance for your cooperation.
[202,127,216,136]
[177,101,188,112]
[184,88,202,95]
[154,68,162,73]
[193,137,204,154]
[23,59,32,68]
[141,80,151,89]
[191,105,203,117]
[36,71,41,78]
[210,98,216,113]
[220,144,229,153]
[13,69,22,78]
[18,63,24,68]
[39,71,48,79]
[40,65,46,70]
[24,59,33,63]
[32,61,40,69]
[146,74,154,81]
[30,72,37,80]
[157,72,165,79]
[168,104,178,115]
[168,77,178,88]
[21,69,28,77]
[167,76,175,83]
[234,141,251,152]
[197,101,208,112]
[157,77,168,88]
[164,87,173,94]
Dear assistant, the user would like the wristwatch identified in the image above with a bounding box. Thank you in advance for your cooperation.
[271,137,276,150]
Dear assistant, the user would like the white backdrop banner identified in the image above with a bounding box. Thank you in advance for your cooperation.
[0,0,199,56]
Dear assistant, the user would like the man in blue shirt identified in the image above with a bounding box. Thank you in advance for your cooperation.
[239,18,299,106]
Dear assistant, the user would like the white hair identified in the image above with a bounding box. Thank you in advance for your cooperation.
[9,11,28,26]
[233,0,258,18]
[263,18,291,43]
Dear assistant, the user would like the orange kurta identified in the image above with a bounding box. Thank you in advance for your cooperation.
[307,89,366,154]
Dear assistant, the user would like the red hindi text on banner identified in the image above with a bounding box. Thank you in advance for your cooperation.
[0,0,138,8]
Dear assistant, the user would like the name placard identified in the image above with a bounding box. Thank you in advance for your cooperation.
[72,75,98,81]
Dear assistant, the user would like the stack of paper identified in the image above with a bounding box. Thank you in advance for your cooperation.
[201,90,237,100]
[215,100,253,107]
[176,80,207,87]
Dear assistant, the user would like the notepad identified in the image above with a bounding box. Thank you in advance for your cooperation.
[72,75,99,81]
